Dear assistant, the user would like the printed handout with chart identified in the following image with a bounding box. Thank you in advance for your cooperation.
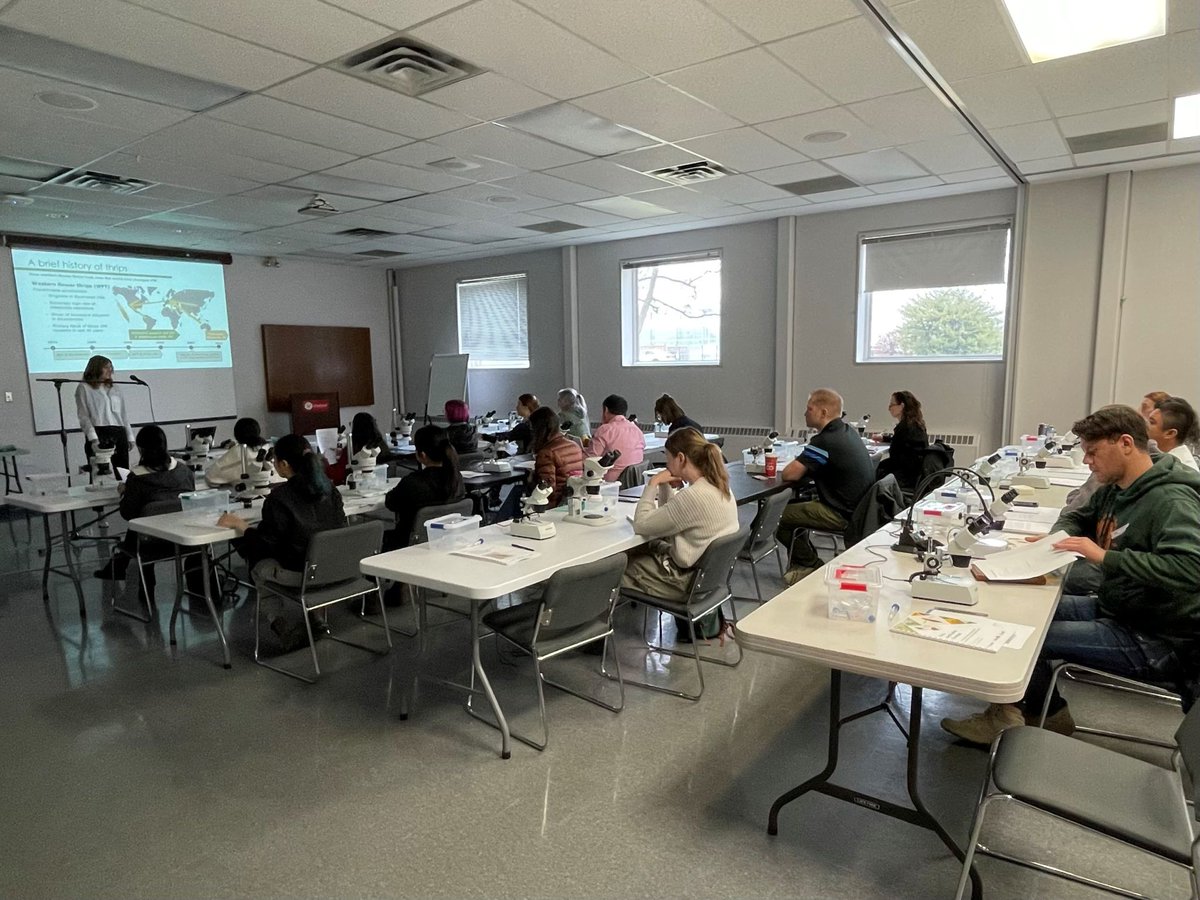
[972,530,1080,581]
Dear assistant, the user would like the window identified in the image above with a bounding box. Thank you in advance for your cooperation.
[856,221,1012,363]
[457,273,529,369]
[621,251,721,366]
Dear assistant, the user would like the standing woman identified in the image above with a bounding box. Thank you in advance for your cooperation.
[76,355,134,474]
[556,388,591,442]
[531,406,584,506]
[384,425,465,549]
[882,390,928,491]
[626,427,739,638]
[654,394,702,434]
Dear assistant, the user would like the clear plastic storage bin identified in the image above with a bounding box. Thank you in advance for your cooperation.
[180,489,231,520]
[425,513,482,551]
[25,473,70,495]
[825,564,883,622]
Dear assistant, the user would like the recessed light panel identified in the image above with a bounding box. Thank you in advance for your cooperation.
[1001,0,1166,63]
[1175,93,1200,140]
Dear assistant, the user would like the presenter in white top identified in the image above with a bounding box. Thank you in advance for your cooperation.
[75,355,134,474]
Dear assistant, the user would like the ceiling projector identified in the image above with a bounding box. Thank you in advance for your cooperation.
[298,194,339,216]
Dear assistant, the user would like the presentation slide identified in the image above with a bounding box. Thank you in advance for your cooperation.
[11,247,239,435]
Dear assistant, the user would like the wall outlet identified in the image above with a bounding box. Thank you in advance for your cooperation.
[3,392,11,402]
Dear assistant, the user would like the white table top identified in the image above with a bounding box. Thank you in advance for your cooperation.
[360,507,644,600]
[643,432,721,453]
[737,478,1070,703]
[6,484,121,514]
[129,481,397,547]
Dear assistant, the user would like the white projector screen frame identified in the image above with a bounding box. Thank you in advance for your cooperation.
[425,353,469,419]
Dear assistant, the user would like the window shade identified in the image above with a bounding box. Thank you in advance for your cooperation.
[862,223,1010,292]
[457,274,529,368]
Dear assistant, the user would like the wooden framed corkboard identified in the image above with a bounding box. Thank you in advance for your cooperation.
[262,324,374,412]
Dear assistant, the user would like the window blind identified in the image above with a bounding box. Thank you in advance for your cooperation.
[862,222,1010,292]
[457,273,529,369]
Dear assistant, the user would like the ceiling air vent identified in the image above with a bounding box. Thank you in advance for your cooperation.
[646,161,732,186]
[777,175,858,196]
[336,227,398,238]
[336,35,482,97]
[522,221,585,234]
[1066,122,1168,155]
[61,171,154,195]
[354,249,407,258]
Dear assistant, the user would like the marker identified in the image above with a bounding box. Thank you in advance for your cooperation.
[511,543,536,552]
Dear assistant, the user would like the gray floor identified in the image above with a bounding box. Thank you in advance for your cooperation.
[0,505,1189,899]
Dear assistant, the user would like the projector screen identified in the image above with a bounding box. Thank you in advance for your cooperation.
[11,246,238,435]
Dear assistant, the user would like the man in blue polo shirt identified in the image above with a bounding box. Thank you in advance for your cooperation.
[777,388,875,584]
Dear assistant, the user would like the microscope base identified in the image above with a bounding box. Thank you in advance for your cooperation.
[910,575,979,606]
[562,513,615,527]
[510,520,557,540]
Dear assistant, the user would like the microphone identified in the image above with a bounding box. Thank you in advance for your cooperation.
[129,374,149,386]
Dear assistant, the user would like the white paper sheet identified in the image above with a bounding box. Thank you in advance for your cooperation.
[1001,506,1061,535]
[891,610,1035,653]
[973,530,1080,580]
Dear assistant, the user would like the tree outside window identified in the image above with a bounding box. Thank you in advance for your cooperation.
[621,253,721,366]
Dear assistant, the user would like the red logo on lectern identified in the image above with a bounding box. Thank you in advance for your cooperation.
[304,401,314,411]
[303,400,330,413]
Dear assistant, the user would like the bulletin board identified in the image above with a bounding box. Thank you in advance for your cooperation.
[262,324,374,412]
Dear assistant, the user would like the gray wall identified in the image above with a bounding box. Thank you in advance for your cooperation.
[0,251,392,476]
[792,189,1017,452]
[574,220,778,428]
[396,248,564,418]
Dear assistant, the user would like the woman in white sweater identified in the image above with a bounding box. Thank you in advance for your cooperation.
[626,427,739,606]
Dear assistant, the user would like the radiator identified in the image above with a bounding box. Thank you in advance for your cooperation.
[929,432,980,461]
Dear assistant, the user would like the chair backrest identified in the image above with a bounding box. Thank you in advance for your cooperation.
[846,474,906,547]
[302,520,384,587]
[141,498,183,517]
[746,490,791,552]
[537,553,627,639]
[689,524,752,597]
[1174,699,1200,809]
[918,441,956,492]
[618,461,647,490]
[411,498,474,544]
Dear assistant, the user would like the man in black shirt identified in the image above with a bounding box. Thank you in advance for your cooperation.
[777,388,875,584]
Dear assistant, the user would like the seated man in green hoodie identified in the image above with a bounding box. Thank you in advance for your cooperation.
[942,404,1200,746]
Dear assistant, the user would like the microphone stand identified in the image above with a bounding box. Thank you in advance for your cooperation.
[35,377,145,478]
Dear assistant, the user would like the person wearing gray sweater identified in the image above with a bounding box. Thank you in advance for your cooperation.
[626,428,738,602]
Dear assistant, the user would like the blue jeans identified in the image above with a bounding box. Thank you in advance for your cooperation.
[1022,595,1176,715]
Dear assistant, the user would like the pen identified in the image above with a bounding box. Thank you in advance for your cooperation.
[511,543,536,552]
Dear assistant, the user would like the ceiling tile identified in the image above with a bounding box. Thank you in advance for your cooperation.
[753,160,838,185]
[662,48,835,124]
[686,174,793,203]
[578,196,678,218]
[1019,156,1072,174]
[628,186,740,215]
[319,0,466,31]
[868,175,944,193]
[206,95,410,156]
[744,196,812,211]
[1057,101,1170,137]
[433,123,589,170]
[125,0,391,62]
[373,140,528,181]
[701,0,857,43]
[680,127,809,172]
[322,157,473,193]
[1169,30,1200,96]
[886,0,1026,80]
[421,72,556,120]
[1073,142,1169,166]
[803,185,873,203]
[487,172,610,203]
[546,159,666,194]
[990,120,1069,162]
[266,69,477,138]
[283,173,419,203]
[0,0,310,90]
[239,185,380,213]
[901,133,998,173]
[133,117,356,172]
[608,144,705,174]
[432,182,558,213]
[0,174,39,194]
[0,106,150,168]
[520,0,752,74]
[573,79,742,142]
[523,204,625,226]
[769,17,923,103]
[123,136,309,184]
[1035,38,1169,117]
[758,106,888,158]
[0,65,192,134]
[1169,0,1200,32]
[847,88,966,144]
[94,150,263,194]
[823,148,928,183]
[939,165,1009,183]
[411,0,641,99]
[950,67,1053,129]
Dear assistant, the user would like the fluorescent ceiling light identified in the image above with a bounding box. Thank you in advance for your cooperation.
[1000,0,1165,63]
[1174,93,1200,140]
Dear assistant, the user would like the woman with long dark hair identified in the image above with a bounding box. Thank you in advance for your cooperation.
[626,427,738,638]
[218,434,346,585]
[75,354,134,473]
[96,424,196,580]
[880,390,928,491]
[483,393,539,455]
[384,425,465,549]
[653,393,702,434]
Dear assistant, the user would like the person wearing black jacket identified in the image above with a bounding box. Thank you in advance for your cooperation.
[384,425,465,549]
[877,390,928,492]
[444,399,478,456]
[482,393,539,455]
[95,424,195,580]
[654,393,702,434]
